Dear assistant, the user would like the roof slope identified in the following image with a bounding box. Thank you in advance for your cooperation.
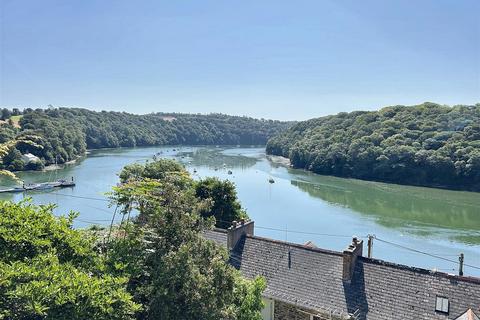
[205,230,480,320]
[204,228,227,246]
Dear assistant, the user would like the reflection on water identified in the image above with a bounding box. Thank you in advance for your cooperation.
[290,177,480,245]
[177,148,258,170]
[0,146,479,275]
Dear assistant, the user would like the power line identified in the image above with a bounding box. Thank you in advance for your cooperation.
[217,219,480,271]
[374,236,480,271]
[76,218,114,224]
[23,193,480,271]
[53,192,110,202]
[216,219,361,238]
[255,225,357,238]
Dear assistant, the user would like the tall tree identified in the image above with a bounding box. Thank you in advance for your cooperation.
[108,159,265,320]
[195,177,248,228]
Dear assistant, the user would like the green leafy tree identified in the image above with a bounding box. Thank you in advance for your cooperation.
[195,177,248,228]
[108,159,265,320]
[12,107,291,170]
[267,103,480,191]
[1,108,11,120]
[0,200,140,319]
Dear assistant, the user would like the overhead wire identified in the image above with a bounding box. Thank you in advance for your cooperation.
[216,219,358,238]
[373,236,480,271]
[255,225,357,238]
[25,192,480,271]
[52,192,110,202]
[217,220,480,270]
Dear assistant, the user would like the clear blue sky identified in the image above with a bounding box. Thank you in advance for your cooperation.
[1,0,479,120]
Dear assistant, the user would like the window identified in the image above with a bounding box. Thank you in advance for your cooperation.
[435,296,449,314]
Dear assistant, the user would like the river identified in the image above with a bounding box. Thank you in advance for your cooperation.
[1,146,479,276]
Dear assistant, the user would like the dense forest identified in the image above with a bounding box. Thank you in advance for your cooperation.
[0,107,290,171]
[267,103,480,191]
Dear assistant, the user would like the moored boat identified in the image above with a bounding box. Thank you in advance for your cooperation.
[0,178,76,193]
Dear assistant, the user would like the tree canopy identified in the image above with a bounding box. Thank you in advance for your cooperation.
[117,159,249,228]
[0,107,290,172]
[108,158,265,319]
[0,200,140,319]
[266,103,480,191]
[195,177,248,228]
[0,158,266,319]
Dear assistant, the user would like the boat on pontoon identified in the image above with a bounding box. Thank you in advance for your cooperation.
[0,178,76,193]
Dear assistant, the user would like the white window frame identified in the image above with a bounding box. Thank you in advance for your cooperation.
[435,296,449,314]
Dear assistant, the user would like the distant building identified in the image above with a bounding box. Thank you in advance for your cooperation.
[205,221,480,320]
[20,153,40,164]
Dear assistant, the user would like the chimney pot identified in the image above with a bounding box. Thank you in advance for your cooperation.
[343,237,363,282]
[227,220,254,251]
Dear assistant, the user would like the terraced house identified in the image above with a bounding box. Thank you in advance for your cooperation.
[205,220,480,320]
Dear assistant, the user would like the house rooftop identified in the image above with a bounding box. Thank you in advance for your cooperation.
[205,226,480,320]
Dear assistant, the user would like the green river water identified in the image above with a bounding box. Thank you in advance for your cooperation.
[1,146,479,276]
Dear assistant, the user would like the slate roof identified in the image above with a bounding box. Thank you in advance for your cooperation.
[204,228,227,246]
[204,229,480,320]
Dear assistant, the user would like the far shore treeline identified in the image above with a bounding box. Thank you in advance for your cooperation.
[0,103,479,191]
[267,102,480,191]
[0,107,292,171]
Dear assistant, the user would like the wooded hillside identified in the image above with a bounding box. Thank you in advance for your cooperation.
[266,103,480,191]
[0,107,291,170]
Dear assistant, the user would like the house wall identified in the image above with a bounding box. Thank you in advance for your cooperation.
[273,301,309,320]
[272,300,347,320]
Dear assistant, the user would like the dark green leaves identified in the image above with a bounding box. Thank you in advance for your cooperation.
[267,103,480,191]
[0,200,140,319]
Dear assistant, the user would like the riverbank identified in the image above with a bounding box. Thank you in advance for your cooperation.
[267,151,480,193]
[3,145,479,276]
[43,157,82,171]
[266,154,291,166]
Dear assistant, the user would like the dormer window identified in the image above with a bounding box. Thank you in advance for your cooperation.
[435,296,449,314]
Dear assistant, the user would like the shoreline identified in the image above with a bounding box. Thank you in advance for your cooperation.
[43,156,83,171]
[266,154,291,167]
[266,151,480,194]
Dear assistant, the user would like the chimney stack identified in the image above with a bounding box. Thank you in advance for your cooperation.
[342,237,363,282]
[227,219,254,251]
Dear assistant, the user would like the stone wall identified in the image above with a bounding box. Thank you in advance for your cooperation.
[273,300,348,320]
[274,301,309,320]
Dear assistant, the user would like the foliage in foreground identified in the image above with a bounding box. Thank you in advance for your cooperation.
[119,159,248,228]
[0,157,265,319]
[195,177,248,228]
[267,103,480,191]
[0,200,140,320]
[108,158,265,319]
